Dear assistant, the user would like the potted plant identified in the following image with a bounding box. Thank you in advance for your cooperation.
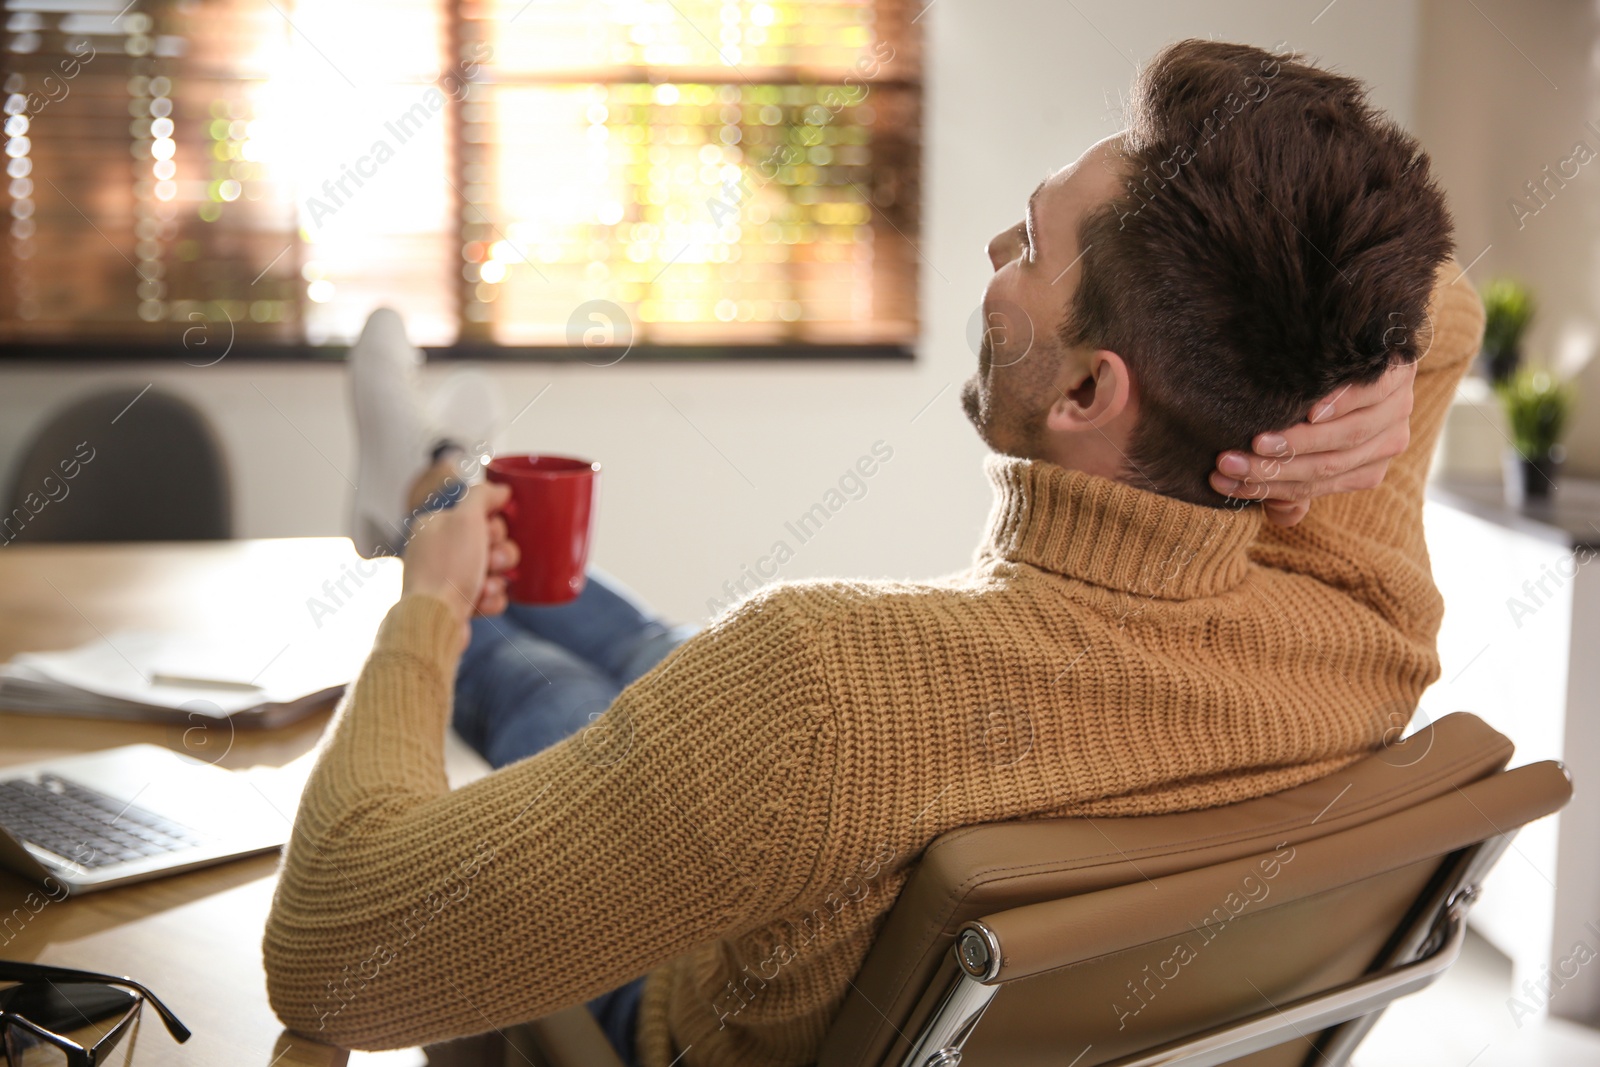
[1496,366,1574,507]
[1480,279,1535,385]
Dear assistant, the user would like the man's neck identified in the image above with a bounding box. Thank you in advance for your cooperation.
[1015,437,1130,486]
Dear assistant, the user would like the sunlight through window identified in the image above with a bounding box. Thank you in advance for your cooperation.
[0,0,921,356]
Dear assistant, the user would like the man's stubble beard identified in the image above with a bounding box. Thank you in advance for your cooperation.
[961,325,1005,450]
[959,374,988,440]
[962,327,1057,461]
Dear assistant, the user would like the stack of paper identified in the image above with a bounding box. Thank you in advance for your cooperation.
[2,544,404,727]
[0,628,357,726]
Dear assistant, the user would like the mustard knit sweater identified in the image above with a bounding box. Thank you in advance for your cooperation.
[264,265,1484,1066]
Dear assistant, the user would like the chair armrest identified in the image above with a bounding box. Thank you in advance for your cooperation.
[902,900,1467,1067]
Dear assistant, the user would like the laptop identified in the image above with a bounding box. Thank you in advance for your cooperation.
[0,744,290,894]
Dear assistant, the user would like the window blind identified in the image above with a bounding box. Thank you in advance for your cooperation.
[1,0,922,358]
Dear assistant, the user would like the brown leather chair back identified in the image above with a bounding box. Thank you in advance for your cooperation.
[514,713,1569,1067]
[816,712,1570,1067]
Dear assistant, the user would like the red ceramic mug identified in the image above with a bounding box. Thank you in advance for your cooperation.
[485,454,599,604]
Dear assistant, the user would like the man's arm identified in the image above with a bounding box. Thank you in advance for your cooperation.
[262,587,835,1049]
[1241,262,1486,632]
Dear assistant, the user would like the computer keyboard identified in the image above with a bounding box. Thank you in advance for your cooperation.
[0,775,208,869]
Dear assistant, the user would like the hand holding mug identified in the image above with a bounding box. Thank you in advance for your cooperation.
[401,482,520,652]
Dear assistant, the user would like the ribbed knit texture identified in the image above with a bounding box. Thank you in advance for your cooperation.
[264,266,1483,1066]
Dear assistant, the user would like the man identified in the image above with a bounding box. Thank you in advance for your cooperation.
[264,39,1482,1067]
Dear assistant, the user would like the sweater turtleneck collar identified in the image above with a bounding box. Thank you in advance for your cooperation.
[979,454,1263,600]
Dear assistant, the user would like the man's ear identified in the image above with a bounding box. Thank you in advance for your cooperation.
[1045,349,1132,432]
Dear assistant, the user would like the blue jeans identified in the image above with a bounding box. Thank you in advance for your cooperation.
[452,569,697,1064]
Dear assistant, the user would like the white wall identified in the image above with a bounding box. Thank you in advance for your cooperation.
[1413,0,1600,476]
[0,1,1420,623]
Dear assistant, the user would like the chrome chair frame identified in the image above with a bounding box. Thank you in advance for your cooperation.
[897,837,1505,1067]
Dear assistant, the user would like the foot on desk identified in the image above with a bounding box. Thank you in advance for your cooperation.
[350,309,506,558]
[350,307,431,558]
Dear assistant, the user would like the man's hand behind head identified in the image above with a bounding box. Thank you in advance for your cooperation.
[1209,359,1418,527]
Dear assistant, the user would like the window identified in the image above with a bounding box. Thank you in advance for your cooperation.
[1,0,922,360]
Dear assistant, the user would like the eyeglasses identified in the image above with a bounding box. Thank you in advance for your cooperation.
[0,961,190,1067]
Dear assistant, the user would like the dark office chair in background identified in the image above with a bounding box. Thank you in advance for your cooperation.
[2,386,231,543]
[494,712,1568,1067]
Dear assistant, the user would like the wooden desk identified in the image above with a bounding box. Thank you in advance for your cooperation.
[0,538,404,1067]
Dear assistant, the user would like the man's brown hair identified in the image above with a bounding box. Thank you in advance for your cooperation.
[1066,39,1454,505]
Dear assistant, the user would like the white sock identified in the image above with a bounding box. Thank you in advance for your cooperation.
[428,369,505,484]
[349,307,429,558]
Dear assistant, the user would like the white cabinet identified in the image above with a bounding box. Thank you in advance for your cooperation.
[1425,476,1600,1027]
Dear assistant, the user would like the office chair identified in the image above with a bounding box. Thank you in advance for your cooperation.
[3,386,231,542]
[500,712,1569,1067]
